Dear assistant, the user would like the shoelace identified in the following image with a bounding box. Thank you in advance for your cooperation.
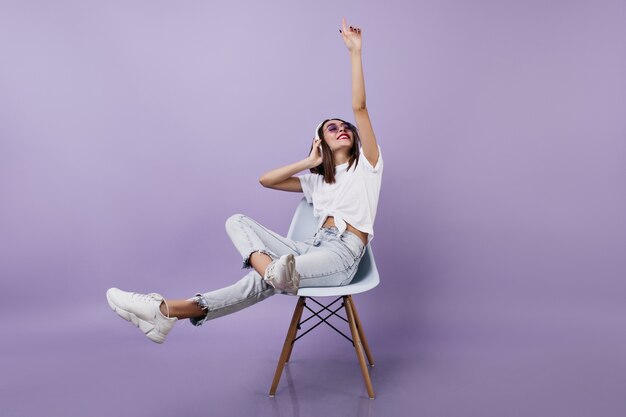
[131,292,161,303]
[264,262,278,288]
[131,292,172,317]
[264,259,298,291]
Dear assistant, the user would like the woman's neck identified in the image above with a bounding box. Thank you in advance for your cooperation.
[333,151,351,166]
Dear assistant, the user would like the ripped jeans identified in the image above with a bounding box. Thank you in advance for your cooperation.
[189,213,366,326]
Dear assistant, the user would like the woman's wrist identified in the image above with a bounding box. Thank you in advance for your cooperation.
[304,157,319,169]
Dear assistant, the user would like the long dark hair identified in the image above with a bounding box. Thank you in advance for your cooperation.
[309,118,360,184]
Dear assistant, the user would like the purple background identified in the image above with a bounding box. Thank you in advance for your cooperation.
[1,1,625,416]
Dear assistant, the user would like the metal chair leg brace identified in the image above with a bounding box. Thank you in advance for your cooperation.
[293,297,354,345]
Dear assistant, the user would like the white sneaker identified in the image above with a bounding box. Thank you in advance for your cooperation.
[106,288,177,344]
[264,254,300,295]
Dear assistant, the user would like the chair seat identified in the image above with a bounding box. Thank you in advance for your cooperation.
[296,278,378,297]
[297,247,380,296]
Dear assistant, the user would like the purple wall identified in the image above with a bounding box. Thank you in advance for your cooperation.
[1,1,625,416]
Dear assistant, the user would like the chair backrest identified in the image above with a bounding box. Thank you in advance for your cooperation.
[287,198,379,294]
[286,198,319,242]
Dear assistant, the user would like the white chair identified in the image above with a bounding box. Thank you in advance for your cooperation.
[269,198,380,399]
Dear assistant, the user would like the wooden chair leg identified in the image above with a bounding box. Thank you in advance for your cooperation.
[269,297,305,396]
[285,297,306,363]
[347,296,375,367]
[344,296,375,399]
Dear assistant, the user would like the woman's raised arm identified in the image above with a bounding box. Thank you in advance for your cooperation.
[340,18,380,167]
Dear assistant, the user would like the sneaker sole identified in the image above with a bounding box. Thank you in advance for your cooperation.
[282,254,299,295]
[106,290,166,344]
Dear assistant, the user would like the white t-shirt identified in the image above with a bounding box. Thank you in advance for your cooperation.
[298,145,383,243]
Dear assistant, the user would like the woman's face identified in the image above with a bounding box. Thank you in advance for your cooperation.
[321,119,354,152]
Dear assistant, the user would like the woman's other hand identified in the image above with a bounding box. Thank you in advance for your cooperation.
[307,138,323,167]
[339,17,362,52]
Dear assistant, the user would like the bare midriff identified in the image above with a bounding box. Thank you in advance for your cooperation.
[322,216,368,246]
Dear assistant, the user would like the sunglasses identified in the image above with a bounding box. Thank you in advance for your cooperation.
[324,122,354,133]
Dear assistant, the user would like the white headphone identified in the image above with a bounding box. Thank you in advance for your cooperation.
[315,121,325,140]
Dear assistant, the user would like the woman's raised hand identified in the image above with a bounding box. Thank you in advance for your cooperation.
[307,138,323,167]
[339,17,362,52]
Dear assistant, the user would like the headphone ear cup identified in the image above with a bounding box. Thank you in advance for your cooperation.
[315,121,325,140]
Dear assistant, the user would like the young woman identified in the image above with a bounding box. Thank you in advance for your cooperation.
[106,18,383,344]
